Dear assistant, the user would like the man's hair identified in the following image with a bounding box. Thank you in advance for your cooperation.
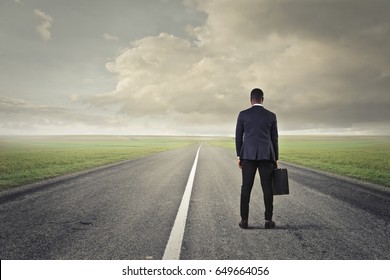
[250,88,264,102]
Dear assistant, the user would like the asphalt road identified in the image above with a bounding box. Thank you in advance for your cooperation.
[0,144,389,260]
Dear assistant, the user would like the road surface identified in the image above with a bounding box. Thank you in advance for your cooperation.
[0,144,389,259]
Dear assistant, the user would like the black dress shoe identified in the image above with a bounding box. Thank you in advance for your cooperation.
[265,220,275,229]
[239,220,248,229]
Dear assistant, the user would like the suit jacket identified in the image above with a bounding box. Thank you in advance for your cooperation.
[235,105,278,161]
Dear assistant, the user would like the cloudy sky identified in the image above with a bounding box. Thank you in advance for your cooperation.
[1,0,389,136]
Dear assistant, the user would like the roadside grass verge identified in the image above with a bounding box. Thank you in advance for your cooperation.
[207,136,390,187]
[0,136,199,190]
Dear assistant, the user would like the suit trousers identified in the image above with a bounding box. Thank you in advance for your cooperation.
[240,160,274,221]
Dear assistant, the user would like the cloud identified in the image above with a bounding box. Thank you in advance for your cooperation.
[0,97,202,135]
[86,0,390,134]
[33,9,53,42]
[90,32,248,123]
[103,33,119,41]
[0,97,118,133]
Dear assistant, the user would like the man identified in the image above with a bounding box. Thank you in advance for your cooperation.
[235,88,279,229]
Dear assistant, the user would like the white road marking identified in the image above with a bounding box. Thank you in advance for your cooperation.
[162,145,201,260]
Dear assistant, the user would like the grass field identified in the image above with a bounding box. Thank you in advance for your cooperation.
[208,136,390,187]
[1,135,389,190]
[0,136,199,190]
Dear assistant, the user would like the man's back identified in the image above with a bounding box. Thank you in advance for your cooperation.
[235,105,278,161]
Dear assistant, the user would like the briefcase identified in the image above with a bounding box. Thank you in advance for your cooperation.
[272,168,289,195]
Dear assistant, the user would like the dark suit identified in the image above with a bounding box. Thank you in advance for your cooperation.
[235,105,278,221]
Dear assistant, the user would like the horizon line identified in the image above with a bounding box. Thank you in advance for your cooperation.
[0,134,389,138]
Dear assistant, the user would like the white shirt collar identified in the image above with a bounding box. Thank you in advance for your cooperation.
[252,103,263,106]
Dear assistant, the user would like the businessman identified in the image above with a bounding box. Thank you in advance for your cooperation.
[235,88,279,229]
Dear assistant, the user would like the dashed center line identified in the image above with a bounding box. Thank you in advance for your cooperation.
[162,145,202,260]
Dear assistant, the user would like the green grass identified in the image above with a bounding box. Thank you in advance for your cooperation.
[1,135,389,190]
[207,136,390,187]
[0,135,199,190]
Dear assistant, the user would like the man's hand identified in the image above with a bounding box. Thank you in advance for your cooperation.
[274,160,279,169]
[238,159,242,169]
